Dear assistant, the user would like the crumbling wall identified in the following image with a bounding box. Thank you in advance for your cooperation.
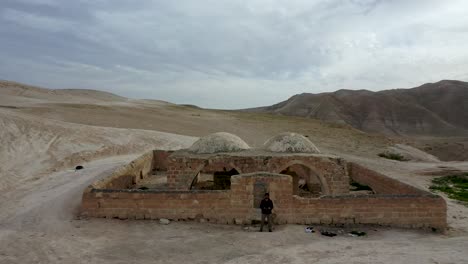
[347,162,426,195]
[166,153,349,195]
[91,151,156,189]
[82,169,447,230]
[153,150,173,171]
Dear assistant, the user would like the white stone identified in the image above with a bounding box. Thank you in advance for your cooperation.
[159,218,170,225]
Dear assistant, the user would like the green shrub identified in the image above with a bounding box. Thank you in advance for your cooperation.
[378,152,407,161]
[430,173,468,204]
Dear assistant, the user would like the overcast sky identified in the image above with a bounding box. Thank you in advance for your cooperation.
[1,0,467,108]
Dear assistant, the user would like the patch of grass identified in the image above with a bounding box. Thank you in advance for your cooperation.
[350,180,373,191]
[378,152,407,161]
[430,173,468,204]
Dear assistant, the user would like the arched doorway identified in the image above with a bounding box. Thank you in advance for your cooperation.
[280,164,324,197]
[190,166,239,190]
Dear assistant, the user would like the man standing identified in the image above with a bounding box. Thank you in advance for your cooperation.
[259,193,274,232]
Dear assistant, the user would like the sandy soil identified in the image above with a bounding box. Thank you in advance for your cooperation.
[1,157,467,264]
[0,108,196,196]
[1,82,468,263]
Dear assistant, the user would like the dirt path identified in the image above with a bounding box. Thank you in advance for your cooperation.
[1,156,468,264]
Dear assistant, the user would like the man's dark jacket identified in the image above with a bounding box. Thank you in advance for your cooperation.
[260,198,274,214]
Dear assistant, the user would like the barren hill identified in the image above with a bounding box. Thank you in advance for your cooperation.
[0,80,397,190]
[247,80,468,137]
[1,80,468,263]
[0,80,129,104]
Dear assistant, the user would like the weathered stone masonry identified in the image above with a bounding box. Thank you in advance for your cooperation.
[165,151,349,195]
[81,148,447,230]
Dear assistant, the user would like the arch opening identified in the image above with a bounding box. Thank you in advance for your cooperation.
[190,166,239,190]
[280,164,324,197]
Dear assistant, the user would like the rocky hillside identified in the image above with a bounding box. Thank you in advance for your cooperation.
[247,80,468,136]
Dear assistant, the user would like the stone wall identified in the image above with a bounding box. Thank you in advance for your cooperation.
[90,151,154,189]
[290,195,446,230]
[81,173,290,224]
[347,162,426,195]
[152,150,173,171]
[81,190,232,222]
[166,152,350,195]
[82,170,447,230]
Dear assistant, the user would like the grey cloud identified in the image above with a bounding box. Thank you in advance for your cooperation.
[1,0,468,109]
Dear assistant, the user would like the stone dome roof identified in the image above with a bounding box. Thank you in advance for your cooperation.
[263,132,320,153]
[188,132,250,154]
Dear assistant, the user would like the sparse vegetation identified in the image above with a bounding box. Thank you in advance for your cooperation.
[378,152,407,161]
[430,173,468,204]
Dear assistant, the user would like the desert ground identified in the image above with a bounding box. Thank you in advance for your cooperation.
[1,81,468,264]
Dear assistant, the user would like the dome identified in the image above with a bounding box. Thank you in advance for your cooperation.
[263,132,320,153]
[188,132,250,154]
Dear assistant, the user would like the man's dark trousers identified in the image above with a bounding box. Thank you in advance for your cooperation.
[260,214,272,231]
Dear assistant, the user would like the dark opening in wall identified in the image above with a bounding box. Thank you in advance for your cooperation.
[191,167,239,190]
[280,164,323,197]
[349,179,374,194]
[253,181,267,208]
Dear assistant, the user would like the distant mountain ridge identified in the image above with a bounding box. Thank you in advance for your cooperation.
[246,80,468,136]
[0,80,127,102]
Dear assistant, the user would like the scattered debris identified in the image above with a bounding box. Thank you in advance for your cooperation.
[159,218,170,225]
[349,230,367,237]
[305,226,315,233]
[320,230,337,237]
[75,165,84,170]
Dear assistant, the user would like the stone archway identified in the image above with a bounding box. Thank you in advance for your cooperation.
[278,161,330,196]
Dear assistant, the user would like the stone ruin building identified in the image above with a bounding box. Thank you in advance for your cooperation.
[81,132,447,230]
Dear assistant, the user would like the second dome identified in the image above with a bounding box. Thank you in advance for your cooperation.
[263,132,320,153]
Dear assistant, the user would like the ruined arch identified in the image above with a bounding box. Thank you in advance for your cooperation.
[277,160,330,196]
[189,161,241,190]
